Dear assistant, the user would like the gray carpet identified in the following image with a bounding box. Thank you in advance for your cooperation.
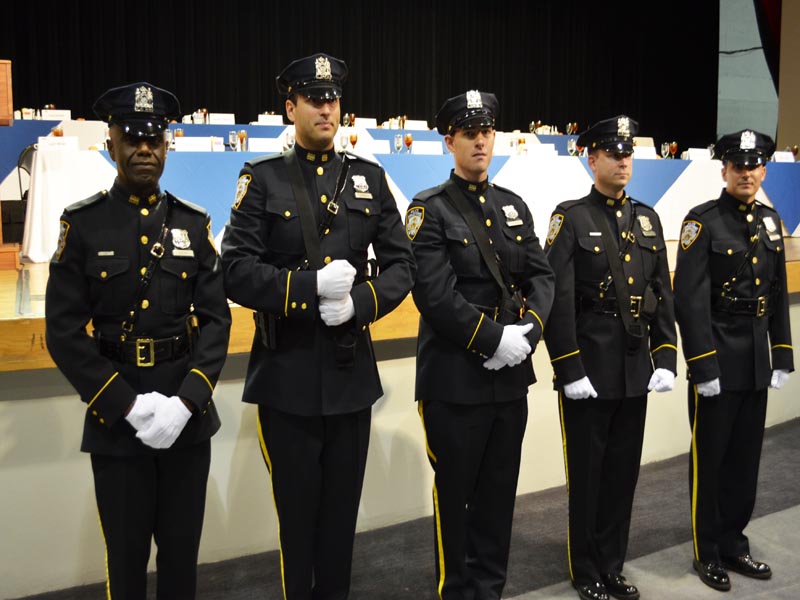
[14,417,800,600]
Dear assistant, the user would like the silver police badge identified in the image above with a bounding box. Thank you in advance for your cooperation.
[171,229,191,249]
[502,205,523,227]
[352,174,372,199]
[740,130,756,150]
[405,207,425,241]
[546,214,564,246]
[763,215,781,241]
[466,90,483,109]
[637,214,656,237]
[617,116,631,139]
[680,220,702,250]
[233,174,252,209]
[134,86,154,113]
[315,56,332,81]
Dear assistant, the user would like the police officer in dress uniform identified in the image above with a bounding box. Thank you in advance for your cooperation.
[45,82,232,599]
[220,53,414,600]
[673,129,793,592]
[543,116,677,600]
[406,90,555,600]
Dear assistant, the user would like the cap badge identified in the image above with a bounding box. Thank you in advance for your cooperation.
[405,207,425,240]
[740,130,756,151]
[134,86,154,113]
[466,90,483,109]
[315,56,332,81]
[617,116,631,139]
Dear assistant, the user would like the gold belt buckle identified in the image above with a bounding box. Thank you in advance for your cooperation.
[629,295,642,318]
[135,338,155,367]
[756,296,767,317]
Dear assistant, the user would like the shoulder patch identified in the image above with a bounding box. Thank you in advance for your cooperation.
[168,193,208,215]
[233,174,253,209]
[64,190,107,214]
[546,213,565,246]
[680,220,702,250]
[53,219,70,261]
[405,206,425,240]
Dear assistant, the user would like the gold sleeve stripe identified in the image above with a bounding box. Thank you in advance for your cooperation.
[88,372,120,407]
[551,349,580,363]
[528,309,544,333]
[651,343,678,354]
[284,271,292,317]
[366,280,378,322]
[772,344,792,350]
[687,350,716,362]
[191,368,214,393]
[466,313,485,350]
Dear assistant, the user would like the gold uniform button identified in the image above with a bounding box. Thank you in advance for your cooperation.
[479,196,486,204]
[463,239,469,245]
[365,208,370,215]
[652,245,657,250]
[140,267,147,276]
[628,276,634,284]
[141,299,150,309]
[752,256,758,264]
[755,278,761,285]
[92,410,98,416]
[516,235,522,242]
[140,235,148,245]
[594,246,600,253]
[301,303,307,310]
[99,418,105,424]
[100,271,108,279]
[777,246,782,251]
[620,232,626,239]
[317,166,324,176]
[616,210,622,218]
[485,218,492,227]
[284,210,291,217]
[727,249,733,255]
[362,325,367,331]
[141,208,149,216]
[181,272,188,279]
[624,254,631,262]
[324,256,332,264]
[324,228,330,235]
[291,301,297,309]
[746,214,754,222]
[321,194,328,204]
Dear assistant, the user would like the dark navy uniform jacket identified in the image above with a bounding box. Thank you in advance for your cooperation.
[674,190,793,389]
[45,181,232,455]
[407,172,555,404]
[543,186,677,397]
[220,147,415,416]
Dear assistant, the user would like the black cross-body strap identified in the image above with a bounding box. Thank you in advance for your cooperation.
[285,149,323,269]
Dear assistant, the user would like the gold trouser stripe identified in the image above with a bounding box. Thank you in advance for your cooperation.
[690,386,701,560]
[366,280,378,322]
[190,368,214,393]
[433,482,446,599]
[551,349,580,364]
[417,400,436,463]
[687,349,716,362]
[558,391,574,582]
[88,372,119,408]
[283,271,292,317]
[466,313,484,350]
[96,511,112,599]
[256,409,287,599]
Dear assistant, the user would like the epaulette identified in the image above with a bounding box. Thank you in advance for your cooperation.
[631,197,654,209]
[755,199,777,214]
[167,192,208,216]
[344,150,379,167]
[690,200,719,216]
[412,183,448,203]
[246,152,285,168]
[489,182,523,200]
[64,190,107,214]
[558,198,585,212]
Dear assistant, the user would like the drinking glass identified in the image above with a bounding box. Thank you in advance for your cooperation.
[343,113,350,127]
[394,134,403,154]
[286,131,295,149]
[567,138,577,156]
[669,141,678,159]
[174,128,184,138]
[228,130,238,151]
[404,132,413,153]
[349,113,356,127]
[661,142,670,159]
[349,132,358,149]
[238,129,248,152]
[339,132,349,151]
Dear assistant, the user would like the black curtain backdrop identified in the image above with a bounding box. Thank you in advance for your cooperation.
[752,0,782,91]
[0,1,719,149]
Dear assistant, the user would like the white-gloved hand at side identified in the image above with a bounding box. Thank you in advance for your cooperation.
[563,376,598,399]
[647,368,676,393]
[136,395,192,449]
[485,322,533,370]
[770,369,790,390]
[319,295,355,326]
[696,378,721,397]
[124,392,161,432]
[316,259,357,299]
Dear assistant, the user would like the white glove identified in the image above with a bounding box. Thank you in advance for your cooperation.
[484,322,533,370]
[316,259,357,299]
[124,392,160,432]
[563,376,598,399]
[647,368,676,393]
[771,369,790,390]
[319,295,355,326]
[696,378,721,397]
[136,395,192,449]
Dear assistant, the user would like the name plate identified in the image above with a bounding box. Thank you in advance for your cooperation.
[37,136,79,150]
[257,114,284,125]
[773,151,795,163]
[41,109,72,121]
[209,113,236,124]
[174,137,213,152]
[633,146,658,159]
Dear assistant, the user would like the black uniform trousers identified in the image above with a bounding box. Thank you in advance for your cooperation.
[91,440,211,600]
[558,392,647,586]
[257,404,371,600]
[688,386,768,563]
[421,397,528,600]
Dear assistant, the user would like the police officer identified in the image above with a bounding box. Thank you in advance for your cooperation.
[220,53,414,599]
[543,116,677,600]
[45,82,232,599]
[406,90,554,600]
[673,129,793,592]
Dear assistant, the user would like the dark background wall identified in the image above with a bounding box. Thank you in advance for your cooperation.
[0,1,719,148]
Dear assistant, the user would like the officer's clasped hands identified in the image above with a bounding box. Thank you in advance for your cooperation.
[483,322,533,371]
[125,392,159,431]
[319,295,356,326]
[770,369,790,390]
[136,395,192,449]
[647,368,676,393]
[563,376,599,399]
[316,259,356,299]
[696,378,721,397]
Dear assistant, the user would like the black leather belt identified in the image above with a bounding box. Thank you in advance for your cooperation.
[577,295,643,318]
[713,295,771,317]
[95,333,189,367]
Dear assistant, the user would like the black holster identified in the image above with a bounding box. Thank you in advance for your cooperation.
[186,314,200,354]
[496,290,525,325]
[332,325,357,369]
[254,311,280,350]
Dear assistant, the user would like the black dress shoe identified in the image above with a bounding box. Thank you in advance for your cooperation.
[721,554,772,579]
[574,581,609,600]
[693,559,731,591]
[601,573,640,599]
